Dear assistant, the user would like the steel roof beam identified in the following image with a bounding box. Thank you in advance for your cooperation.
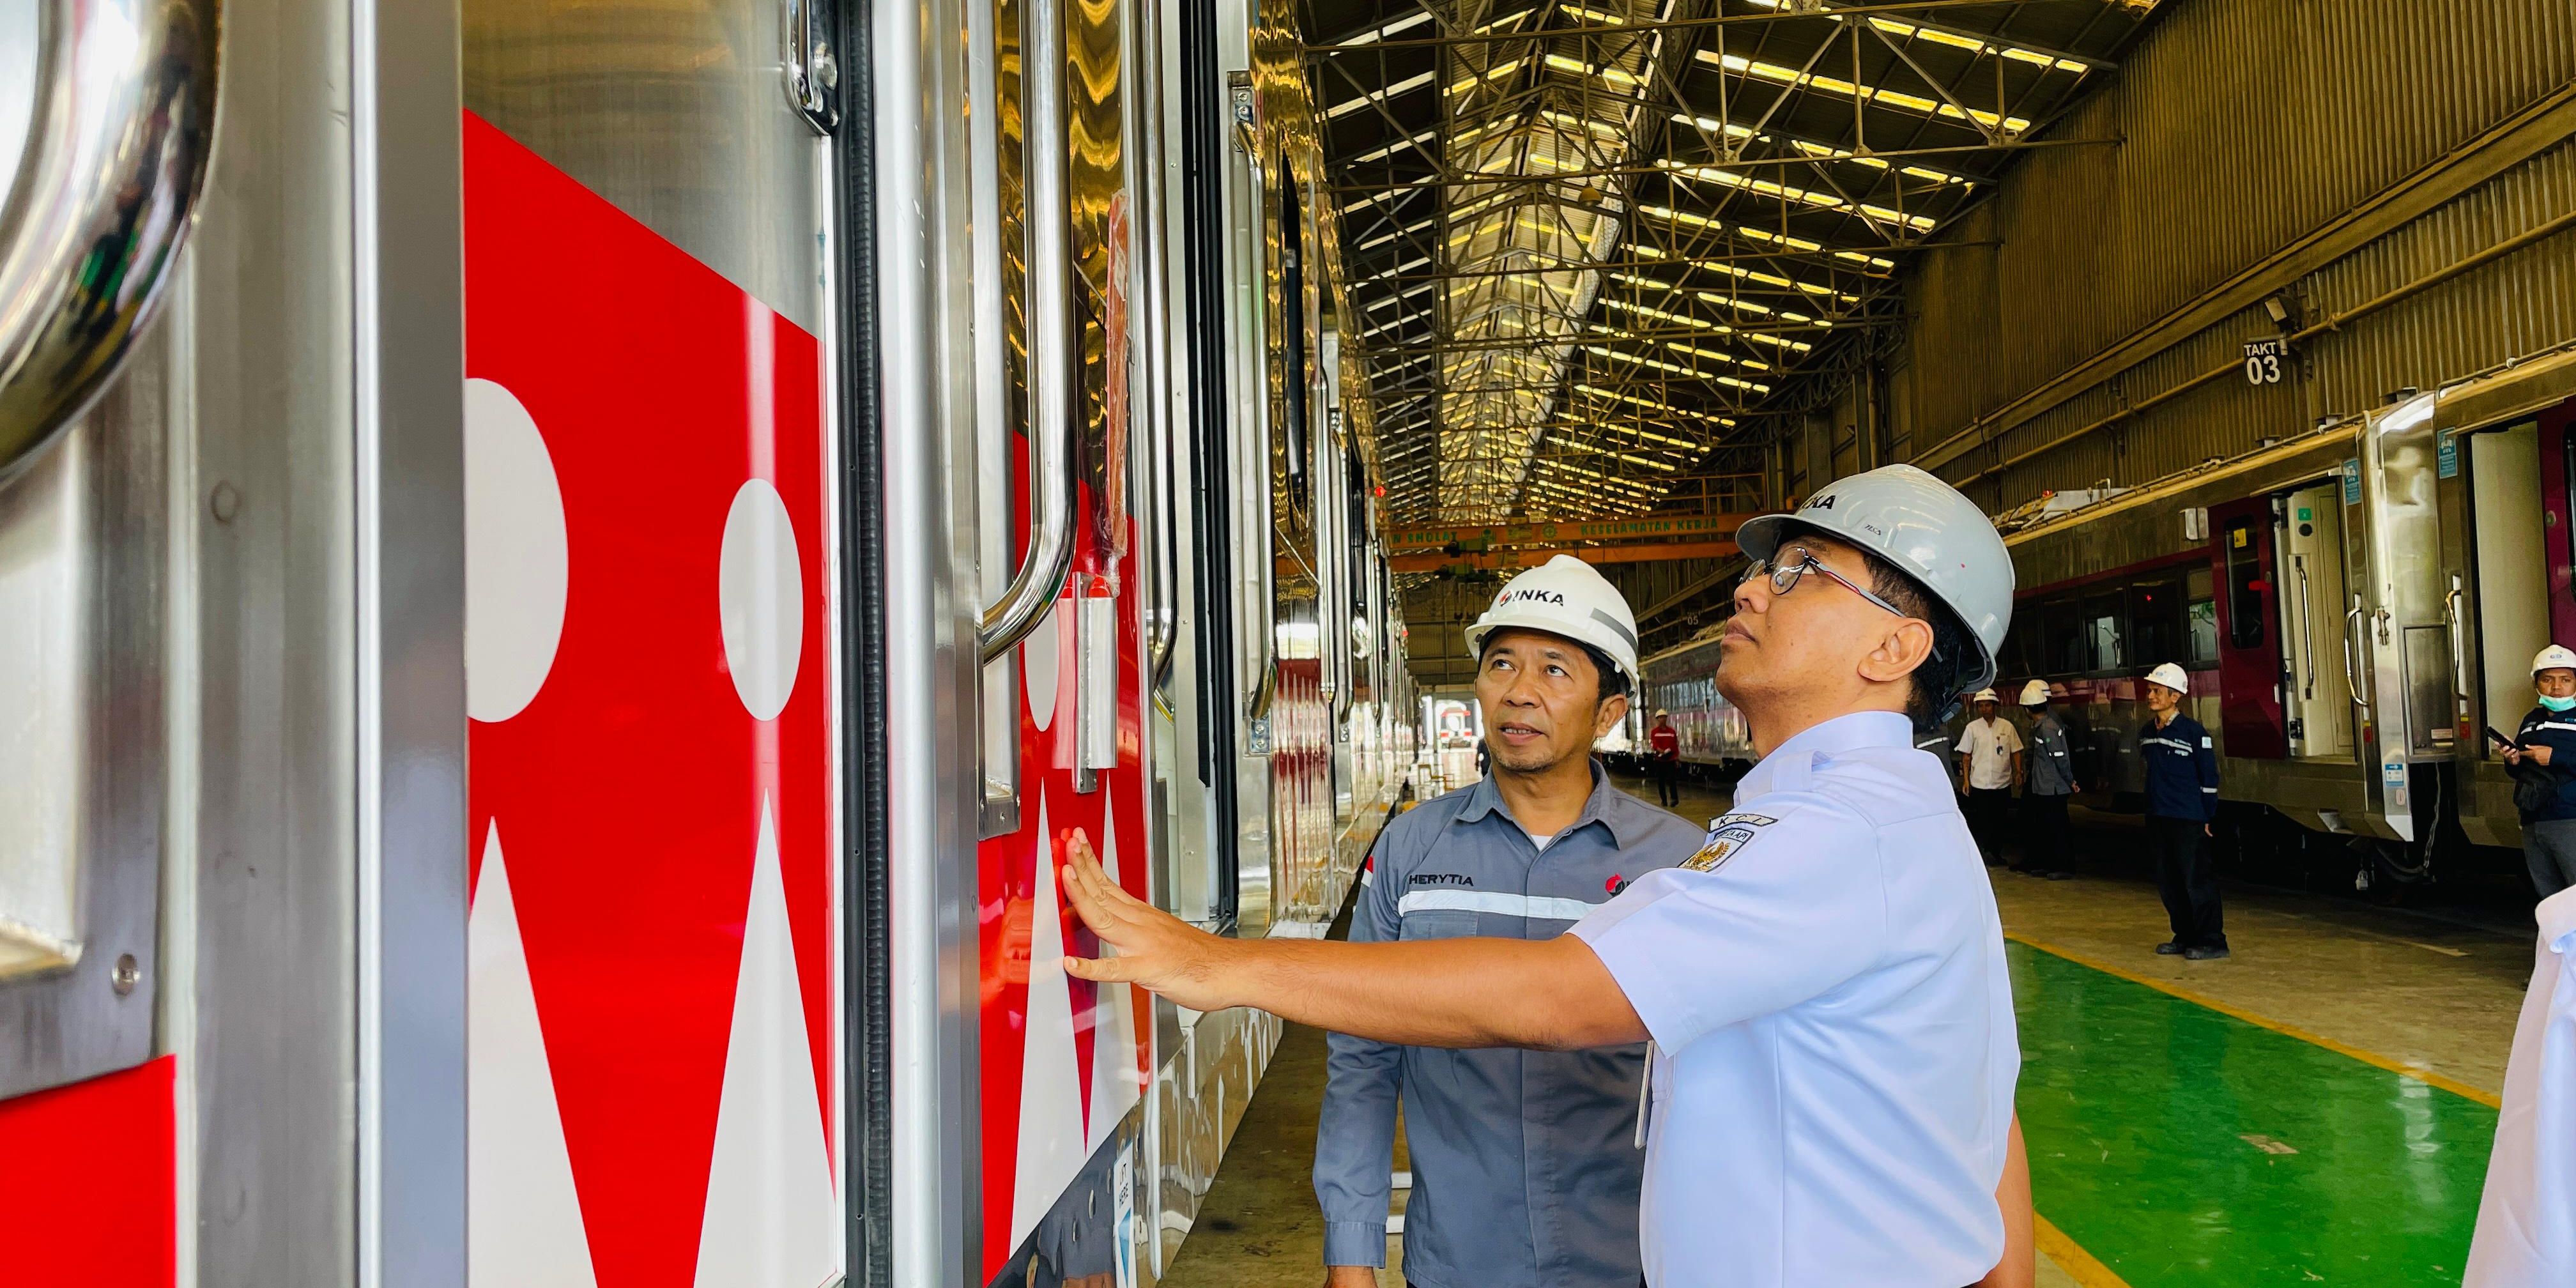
[1301,0,2058,54]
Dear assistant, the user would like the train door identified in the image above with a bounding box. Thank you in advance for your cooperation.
[2280,479,2357,760]
[459,5,850,1284]
[2442,415,2552,847]
[2210,497,2289,758]
[2464,420,2551,735]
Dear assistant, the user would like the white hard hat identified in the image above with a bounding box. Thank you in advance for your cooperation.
[1972,687,2000,703]
[1736,464,2015,697]
[1654,707,1670,716]
[1463,555,1640,686]
[2535,645,2576,675]
[2018,679,2051,705]
[2146,662,2189,693]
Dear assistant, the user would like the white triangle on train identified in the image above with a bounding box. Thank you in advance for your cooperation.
[469,819,602,1288]
[693,797,841,1288]
[1085,813,1142,1153]
[1009,795,1090,1252]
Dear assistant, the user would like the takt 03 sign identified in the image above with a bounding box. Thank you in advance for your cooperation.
[2242,336,2290,386]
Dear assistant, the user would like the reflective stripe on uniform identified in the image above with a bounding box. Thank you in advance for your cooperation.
[1399,889,1603,921]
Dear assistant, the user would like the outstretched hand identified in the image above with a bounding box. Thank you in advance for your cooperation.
[1061,828,1245,1013]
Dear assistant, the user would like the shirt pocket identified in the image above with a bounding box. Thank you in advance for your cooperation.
[1397,908,1480,941]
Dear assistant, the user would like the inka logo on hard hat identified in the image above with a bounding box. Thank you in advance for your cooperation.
[1464,554,1641,685]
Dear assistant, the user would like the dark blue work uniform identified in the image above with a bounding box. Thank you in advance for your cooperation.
[2140,712,2225,951]
[2513,707,2576,896]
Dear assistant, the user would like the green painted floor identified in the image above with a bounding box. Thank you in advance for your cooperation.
[2012,940,2496,1287]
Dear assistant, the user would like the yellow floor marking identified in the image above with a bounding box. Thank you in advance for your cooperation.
[2034,1213,2133,1288]
[2006,932,2504,1109]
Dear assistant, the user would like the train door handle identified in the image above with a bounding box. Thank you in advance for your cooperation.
[2343,596,2372,712]
[2446,578,2471,705]
[779,0,839,132]
[2295,559,2317,698]
[0,0,222,486]
[977,0,1080,664]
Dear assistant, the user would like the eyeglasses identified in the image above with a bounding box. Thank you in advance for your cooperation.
[1742,546,1910,619]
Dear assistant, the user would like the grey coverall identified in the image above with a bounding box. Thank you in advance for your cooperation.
[1314,765,1703,1288]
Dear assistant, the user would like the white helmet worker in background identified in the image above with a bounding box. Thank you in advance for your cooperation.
[1055,464,2034,1288]
[2139,659,2226,960]
[2501,644,2576,900]
[1954,687,2023,863]
[2018,679,2076,882]
[2018,679,2052,707]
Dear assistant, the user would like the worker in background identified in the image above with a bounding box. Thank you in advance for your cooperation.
[2016,681,2074,881]
[2140,663,2226,960]
[2501,645,2576,898]
[1648,707,1683,808]
[2462,884,2576,1287]
[1956,687,2023,866]
[1313,556,1701,1288]
[1059,465,2033,1288]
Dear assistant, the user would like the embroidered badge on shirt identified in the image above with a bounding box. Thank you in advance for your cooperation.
[1681,813,1777,871]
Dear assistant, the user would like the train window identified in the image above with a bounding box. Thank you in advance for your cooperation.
[2186,565,2219,664]
[2043,597,2085,674]
[2223,516,2266,649]
[2129,573,2187,666]
[2082,589,2124,671]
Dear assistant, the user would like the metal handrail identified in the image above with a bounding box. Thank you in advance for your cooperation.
[2295,559,2316,698]
[976,0,1076,665]
[0,0,221,482]
[1133,0,1179,692]
[2343,595,2372,711]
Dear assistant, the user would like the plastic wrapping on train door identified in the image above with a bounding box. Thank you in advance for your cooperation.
[1080,572,1121,785]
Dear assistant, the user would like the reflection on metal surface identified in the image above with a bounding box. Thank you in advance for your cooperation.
[0,335,167,1098]
[0,0,220,483]
[979,0,1079,664]
[463,0,827,330]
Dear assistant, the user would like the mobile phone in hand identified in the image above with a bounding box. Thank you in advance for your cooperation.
[2487,725,2518,751]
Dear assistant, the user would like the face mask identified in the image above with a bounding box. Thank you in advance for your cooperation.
[2542,693,2576,713]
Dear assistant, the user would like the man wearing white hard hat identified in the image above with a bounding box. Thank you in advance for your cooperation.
[1053,467,2032,1287]
[2140,662,2226,959]
[1310,555,1703,1288]
[2017,680,2075,880]
[1955,687,2023,864]
[2501,644,2576,898]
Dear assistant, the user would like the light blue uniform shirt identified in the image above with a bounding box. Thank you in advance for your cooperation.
[1570,711,2021,1287]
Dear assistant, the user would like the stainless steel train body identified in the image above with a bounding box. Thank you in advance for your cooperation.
[1634,351,2576,887]
[1991,349,2576,883]
[0,0,1411,1282]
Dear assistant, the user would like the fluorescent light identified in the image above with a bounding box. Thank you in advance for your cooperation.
[1327,70,1434,119]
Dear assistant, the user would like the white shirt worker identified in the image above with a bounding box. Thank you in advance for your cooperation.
[1955,716,2024,791]
[2464,885,2576,1286]
[1570,710,2022,1287]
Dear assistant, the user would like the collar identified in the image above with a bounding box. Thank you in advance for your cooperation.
[1455,759,1636,846]
[2543,885,2576,954]
[1738,710,1912,799]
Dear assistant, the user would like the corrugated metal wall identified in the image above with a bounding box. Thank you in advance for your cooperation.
[1888,0,2576,511]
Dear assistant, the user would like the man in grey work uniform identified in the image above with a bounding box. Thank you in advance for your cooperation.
[2015,680,2074,881]
[1315,556,1703,1288]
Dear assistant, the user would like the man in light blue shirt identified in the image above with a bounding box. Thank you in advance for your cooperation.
[1055,467,2033,1287]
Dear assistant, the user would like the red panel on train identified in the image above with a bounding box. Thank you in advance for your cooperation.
[0,1057,175,1287]
[462,112,836,1288]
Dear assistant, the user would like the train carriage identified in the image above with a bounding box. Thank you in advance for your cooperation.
[0,0,1413,1282]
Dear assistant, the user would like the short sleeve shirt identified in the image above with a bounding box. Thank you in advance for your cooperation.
[1954,717,2024,790]
[1570,711,2021,1287]
[2464,887,2576,1285]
